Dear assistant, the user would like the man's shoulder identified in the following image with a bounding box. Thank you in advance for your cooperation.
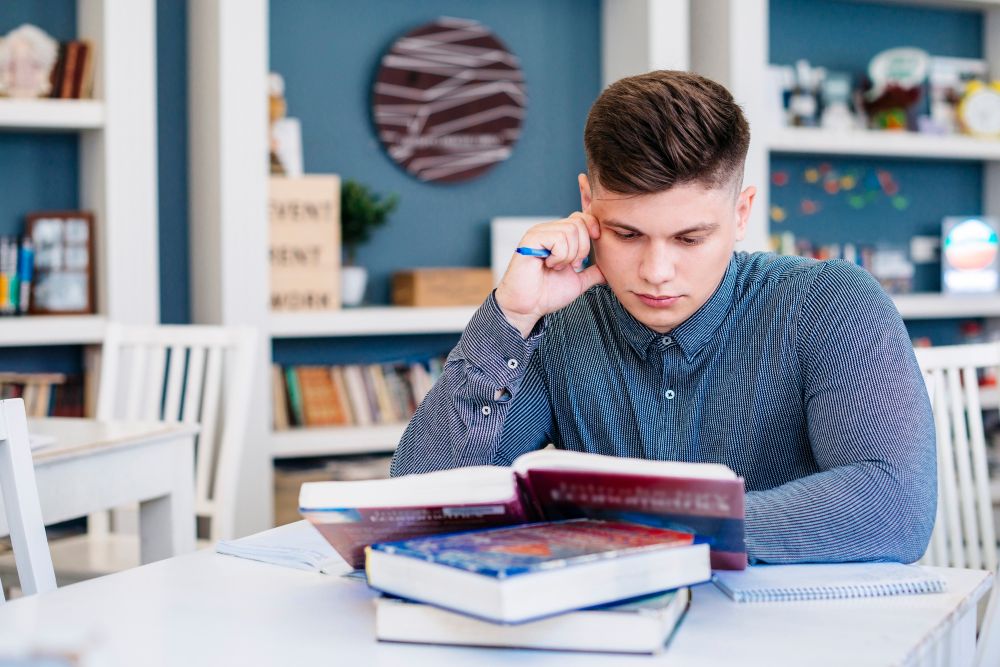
[735,252,882,302]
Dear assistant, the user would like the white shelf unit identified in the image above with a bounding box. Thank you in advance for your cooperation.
[692,0,1000,326]
[272,423,407,459]
[0,0,159,349]
[769,127,1000,161]
[0,99,105,131]
[269,306,474,457]
[269,306,477,337]
[894,294,1000,319]
[0,315,107,346]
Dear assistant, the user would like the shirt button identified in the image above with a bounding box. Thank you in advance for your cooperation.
[507,358,519,370]
[664,389,675,400]
[481,405,492,416]
[663,336,673,344]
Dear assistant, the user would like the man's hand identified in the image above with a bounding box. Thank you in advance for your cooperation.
[495,213,606,337]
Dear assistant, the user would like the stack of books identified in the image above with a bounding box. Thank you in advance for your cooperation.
[299,449,747,654]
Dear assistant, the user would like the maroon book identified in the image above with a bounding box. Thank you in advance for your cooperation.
[301,449,746,570]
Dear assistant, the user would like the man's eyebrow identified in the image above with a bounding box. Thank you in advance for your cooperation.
[600,219,720,236]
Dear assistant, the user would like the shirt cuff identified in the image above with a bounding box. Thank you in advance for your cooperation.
[459,291,545,389]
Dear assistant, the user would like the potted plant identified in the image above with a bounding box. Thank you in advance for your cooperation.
[340,180,399,306]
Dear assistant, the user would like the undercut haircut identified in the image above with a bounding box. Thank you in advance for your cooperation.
[584,70,750,195]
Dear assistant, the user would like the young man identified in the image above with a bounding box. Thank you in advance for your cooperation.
[390,70,936,564]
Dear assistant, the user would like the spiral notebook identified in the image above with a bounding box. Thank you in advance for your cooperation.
[712,563,947,603]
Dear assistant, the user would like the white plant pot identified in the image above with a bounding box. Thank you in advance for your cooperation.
[341,265,368,307]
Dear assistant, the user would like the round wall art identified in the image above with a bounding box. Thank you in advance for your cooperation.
[372,17,527,184]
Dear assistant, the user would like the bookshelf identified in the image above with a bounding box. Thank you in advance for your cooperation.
[269,306,477,338]
[691,0,1000,325]
[0,99,104,131]
[0,315,107,347]
[0,0,159,350]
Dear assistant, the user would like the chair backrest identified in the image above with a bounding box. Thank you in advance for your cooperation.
[914,342,1000,573]
[0,398,56,600]
[97,324,257,541]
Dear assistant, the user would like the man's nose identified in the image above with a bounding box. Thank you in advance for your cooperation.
[638,241,676,285]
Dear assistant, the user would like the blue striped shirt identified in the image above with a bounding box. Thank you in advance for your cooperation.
[391,252,936,564]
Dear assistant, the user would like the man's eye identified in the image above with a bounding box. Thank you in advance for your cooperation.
[614,230,638,240]
[678,236,704,246]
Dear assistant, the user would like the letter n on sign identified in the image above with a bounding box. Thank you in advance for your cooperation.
[269,175,341,311]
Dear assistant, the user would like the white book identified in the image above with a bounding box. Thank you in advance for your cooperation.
[215,522,349,574]
[712,562,947,603]
[375,587,691,654]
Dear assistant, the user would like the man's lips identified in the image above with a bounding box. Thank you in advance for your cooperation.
[635,293,682,308]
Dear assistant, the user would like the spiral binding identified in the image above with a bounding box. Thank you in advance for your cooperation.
[731,578,946,603]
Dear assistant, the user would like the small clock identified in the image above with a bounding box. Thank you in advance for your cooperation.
[957,81,1000,138]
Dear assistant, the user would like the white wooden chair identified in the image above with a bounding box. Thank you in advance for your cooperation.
[6,324,257,584]
[0,398,56,600]
[913,342,1000,666]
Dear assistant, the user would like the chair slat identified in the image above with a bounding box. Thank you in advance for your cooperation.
[124,345,149,421]
[947,367,982,570]
[963,366,998,573]
[162,346,187,422]
[181,347,206,425]
[932,368,965,567]
[0,399,56,599]
[195,347,224,510]
[143,346,167,421]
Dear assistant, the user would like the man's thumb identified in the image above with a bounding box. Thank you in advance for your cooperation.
[578,264,607,292]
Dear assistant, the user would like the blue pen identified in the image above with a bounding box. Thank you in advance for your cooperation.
[515,246,551,258]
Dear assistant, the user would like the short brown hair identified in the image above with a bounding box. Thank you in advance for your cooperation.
[584,70,750,195]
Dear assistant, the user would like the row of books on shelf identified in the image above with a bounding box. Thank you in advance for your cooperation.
[271,357,445,430]
[49,39,96,100]
[0,372,84,418]
[0,236,33,315]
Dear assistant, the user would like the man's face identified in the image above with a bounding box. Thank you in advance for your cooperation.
[580,174,755,333]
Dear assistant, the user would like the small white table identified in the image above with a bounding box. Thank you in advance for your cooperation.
[0,521,991,666]
[0,418,198,563]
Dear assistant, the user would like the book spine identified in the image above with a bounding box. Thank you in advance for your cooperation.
[284,366,304,427]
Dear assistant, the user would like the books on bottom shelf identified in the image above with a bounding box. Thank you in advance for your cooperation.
[365,519,709,624]
[0,372,84,417]
[272,357,443,430]
[375,555,692,655]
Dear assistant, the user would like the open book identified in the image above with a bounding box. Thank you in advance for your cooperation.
[299,449,745,570]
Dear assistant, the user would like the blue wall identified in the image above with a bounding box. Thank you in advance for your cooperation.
[269,0,601,305]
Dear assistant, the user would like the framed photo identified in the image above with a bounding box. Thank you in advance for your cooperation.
[26,211,95,315]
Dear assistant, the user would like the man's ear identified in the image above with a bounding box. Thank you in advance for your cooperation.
[734,185,756,242]
[578,173,593,211]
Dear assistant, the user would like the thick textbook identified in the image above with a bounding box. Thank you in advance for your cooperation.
[712,562,947,603]
[365,519,710,623]
[375,587,691,653]
[300,448,746,570]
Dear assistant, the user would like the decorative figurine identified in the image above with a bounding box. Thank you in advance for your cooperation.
[0,24,59,98]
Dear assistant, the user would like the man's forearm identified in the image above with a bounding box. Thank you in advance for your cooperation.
[744,461,935,564]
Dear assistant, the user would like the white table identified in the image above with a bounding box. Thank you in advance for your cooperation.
[0,521,991,667]
[0,418,198,563]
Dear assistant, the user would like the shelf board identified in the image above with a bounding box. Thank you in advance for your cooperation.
[893,294,1000,319]
[0,315,108,346]
[0,99,105,131]
[270,305,478,337]
[846,0,1000,9]
[272,423,405,458]
[768,127,1000,161]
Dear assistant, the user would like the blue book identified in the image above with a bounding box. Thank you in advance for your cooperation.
[364,518,710,623]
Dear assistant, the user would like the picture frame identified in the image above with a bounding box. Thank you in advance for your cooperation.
[26,211,95,315]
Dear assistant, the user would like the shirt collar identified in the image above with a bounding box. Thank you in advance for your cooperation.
[612,255,739,363]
